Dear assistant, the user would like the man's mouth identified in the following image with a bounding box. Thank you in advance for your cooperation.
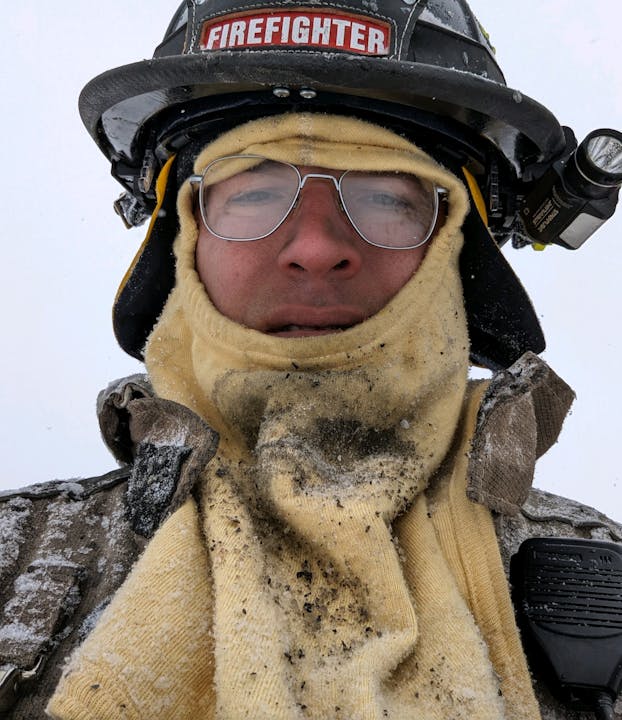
[268,323,354,337]
[263,306,366,337]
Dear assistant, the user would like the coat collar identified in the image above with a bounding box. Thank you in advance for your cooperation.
[96,351,574,537]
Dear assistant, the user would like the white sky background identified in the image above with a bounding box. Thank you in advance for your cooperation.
[1,2,621,522]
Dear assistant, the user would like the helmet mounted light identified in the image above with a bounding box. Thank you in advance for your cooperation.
[79,0,620,368]
[520,129,622,250]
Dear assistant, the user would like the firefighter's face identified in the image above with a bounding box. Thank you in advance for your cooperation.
[195,166,436,337]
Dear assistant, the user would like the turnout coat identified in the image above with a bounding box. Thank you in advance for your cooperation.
[1,358,621,719]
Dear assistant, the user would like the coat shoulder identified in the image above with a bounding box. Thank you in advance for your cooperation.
[495,486,622,571]
[0,468,146,718]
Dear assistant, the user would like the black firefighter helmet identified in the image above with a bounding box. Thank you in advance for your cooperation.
[79,0,606,369]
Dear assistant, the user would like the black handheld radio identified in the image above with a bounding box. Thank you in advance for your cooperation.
[511,537,622,720]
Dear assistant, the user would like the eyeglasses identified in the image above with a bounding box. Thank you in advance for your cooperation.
[189,155,446,250]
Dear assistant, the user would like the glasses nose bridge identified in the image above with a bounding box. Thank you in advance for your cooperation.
[298,171,342,194]
[296,171,346,225]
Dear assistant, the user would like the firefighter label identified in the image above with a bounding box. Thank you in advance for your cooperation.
[199,10,391,55]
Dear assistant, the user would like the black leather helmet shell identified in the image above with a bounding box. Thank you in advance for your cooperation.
[80,0,565,206]
[79,0,566,368]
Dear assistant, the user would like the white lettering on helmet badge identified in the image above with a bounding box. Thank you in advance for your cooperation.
[200,9,391,55]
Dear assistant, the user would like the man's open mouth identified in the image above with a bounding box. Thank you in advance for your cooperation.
[263,306,366,337]
[268,323,355,337]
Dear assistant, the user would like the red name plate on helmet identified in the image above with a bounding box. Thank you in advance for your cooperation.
[199,9,391,55]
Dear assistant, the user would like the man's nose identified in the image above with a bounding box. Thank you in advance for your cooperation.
[276,182,363,278]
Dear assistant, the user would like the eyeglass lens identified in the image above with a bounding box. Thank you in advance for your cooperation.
[199,156,439,249]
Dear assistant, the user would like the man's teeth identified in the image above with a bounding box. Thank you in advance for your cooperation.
[281,324,345,331]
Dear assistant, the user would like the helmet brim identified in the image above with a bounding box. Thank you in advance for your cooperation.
[80,51,565,174]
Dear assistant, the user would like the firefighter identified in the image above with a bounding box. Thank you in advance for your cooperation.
[2,2,621,718]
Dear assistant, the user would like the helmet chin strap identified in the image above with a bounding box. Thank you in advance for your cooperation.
[462,167,489,226]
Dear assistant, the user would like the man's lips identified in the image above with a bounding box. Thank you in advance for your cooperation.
[263,306,366,337]
[269,324,352,337]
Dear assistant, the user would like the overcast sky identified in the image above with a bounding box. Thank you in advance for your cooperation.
[2,2,621,522]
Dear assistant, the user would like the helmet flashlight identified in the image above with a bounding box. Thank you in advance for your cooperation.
[520,129,622,250]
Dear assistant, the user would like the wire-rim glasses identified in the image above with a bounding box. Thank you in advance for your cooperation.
[189,154,446,250]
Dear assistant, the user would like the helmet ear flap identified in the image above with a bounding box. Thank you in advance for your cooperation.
[113,156,180,360]
[460,173,545,370]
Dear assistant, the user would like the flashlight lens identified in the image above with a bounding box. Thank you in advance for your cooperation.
[577,129,622,186]
[586,135,622,175]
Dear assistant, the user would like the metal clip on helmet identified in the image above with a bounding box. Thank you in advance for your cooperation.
[79,0,621,369]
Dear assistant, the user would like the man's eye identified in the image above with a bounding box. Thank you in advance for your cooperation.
[367,192,413,210]
[228,188,285,206]
[352,190,416,216]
